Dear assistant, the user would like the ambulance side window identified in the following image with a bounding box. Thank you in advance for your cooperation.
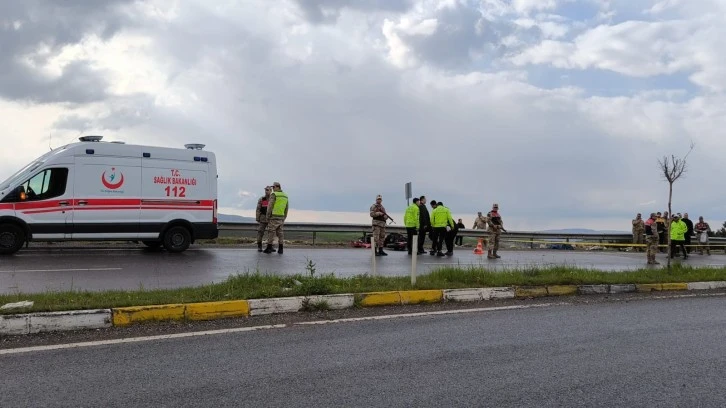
[17,168,69,202]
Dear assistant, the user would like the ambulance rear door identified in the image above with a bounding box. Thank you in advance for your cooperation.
[140,149,210,240]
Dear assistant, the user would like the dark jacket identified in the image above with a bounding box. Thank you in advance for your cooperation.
[418,204,430,229]
[683,218,694,236]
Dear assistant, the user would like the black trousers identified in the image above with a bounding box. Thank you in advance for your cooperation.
[406,227,417,254]
[417,226,429,253]
[671,240,687,258]
[431,227,446,253]
[455,235,463,245]
[685,235,692,253]
[658,232,666,252]
[445,230,456,253]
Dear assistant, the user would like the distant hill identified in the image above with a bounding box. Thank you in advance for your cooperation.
[539,228,629,234]
[218,213,255,223]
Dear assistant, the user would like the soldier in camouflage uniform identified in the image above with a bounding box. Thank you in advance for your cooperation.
[473,212,488,229]
[370,195,391,256]
[644,213,660,265]
[255,186,272,252]
[632,213,645,252]
[263,182,289,254]
[487,203,506,259]
[472,211,489,248]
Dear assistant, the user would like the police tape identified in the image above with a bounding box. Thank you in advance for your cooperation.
[499,238,726,248]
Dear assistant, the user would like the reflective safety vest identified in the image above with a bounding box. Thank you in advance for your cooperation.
[431,206,454,228]
[271,191,288,217]
[404,204,419,228]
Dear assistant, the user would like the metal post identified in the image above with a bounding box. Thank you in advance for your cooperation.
[411,235,418,286]
[312,231,316,247]
[530,237,534,250]
[371,236,377,276]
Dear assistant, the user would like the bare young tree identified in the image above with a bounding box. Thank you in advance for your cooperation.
[658,142,695,269]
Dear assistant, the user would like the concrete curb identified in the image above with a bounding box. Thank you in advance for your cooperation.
[2,281,725,335]
[0,309,111,335]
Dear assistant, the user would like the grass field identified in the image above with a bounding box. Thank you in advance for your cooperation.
[2,264,725,315]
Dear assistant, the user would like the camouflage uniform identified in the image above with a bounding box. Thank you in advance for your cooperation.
[645,214,659,265]
[370,196,388,255]
[487,206,504,259]
[264,183,288,254]
[255,189,271,250]
[472,213,489,247]
[473,214,488,230]
[632,216,645,252]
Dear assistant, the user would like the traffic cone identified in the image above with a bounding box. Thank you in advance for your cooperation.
[473,238,484,255]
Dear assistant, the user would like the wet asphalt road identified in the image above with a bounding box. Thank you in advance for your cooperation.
[3,295,726,407]
[1,245,725,294]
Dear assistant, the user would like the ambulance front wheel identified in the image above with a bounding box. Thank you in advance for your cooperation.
[162,226,191,253]
[0,224,25,255]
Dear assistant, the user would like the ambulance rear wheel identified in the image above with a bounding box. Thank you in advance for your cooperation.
[162,226,191,253]
[0,224,25,255]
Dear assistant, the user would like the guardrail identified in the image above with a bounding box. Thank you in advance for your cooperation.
[218,222,726,248]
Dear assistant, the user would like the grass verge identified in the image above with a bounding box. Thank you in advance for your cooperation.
[2,264,726,315]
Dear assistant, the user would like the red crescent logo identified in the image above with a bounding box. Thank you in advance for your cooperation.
[101,170,124,190]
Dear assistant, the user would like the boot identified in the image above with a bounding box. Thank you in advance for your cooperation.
[262,244,274,254]
[487,250,495,259]
[378,247,388,256]
[257,242,263,252]
[277,244,283,254]
[494,250,501,259]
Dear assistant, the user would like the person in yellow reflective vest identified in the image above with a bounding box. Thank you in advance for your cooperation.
[263,182,289,254]
[430,200,454,256]
[403,197,420,255]
[670,213,688,260]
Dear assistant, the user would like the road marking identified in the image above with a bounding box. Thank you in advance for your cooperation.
[0,324,288,356]
[0,268,123,273]
[0,304,565,355]
[296,303,566,325]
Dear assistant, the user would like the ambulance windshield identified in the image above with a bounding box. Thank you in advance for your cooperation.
[0,148,61,190]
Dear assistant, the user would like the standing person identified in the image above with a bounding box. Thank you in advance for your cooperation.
[656,212,666,253]
[370,195,391,256]
[473,212,488,230]
[455,218,465,246]
[644,213,660,265]
[417,196,430,255]
[670,213,687,260]
[255,186,272,252]
[404,198,420,255]
[695,216,712,255]
[263,182,288,254]
[682,213,694,254]
[437,202,456,256]
[472,211,489,248]
[430,200,454,256]
[632,213,645,252]
[487,203,506,259]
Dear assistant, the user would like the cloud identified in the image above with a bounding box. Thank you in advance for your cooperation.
[511,14,726,92]
[293,0,413,23]
[0,0,135,103]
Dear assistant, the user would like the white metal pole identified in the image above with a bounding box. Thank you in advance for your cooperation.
[371,236,377,276]
[411,235,418,286]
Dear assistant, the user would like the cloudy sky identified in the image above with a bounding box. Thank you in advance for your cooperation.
[1,0,724,231]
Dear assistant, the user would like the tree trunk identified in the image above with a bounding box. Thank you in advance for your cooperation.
[666,183,673,271]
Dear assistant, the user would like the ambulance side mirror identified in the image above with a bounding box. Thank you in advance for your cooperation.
[11,186,27,202]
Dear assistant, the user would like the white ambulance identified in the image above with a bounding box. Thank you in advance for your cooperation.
[0,136,218,255]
